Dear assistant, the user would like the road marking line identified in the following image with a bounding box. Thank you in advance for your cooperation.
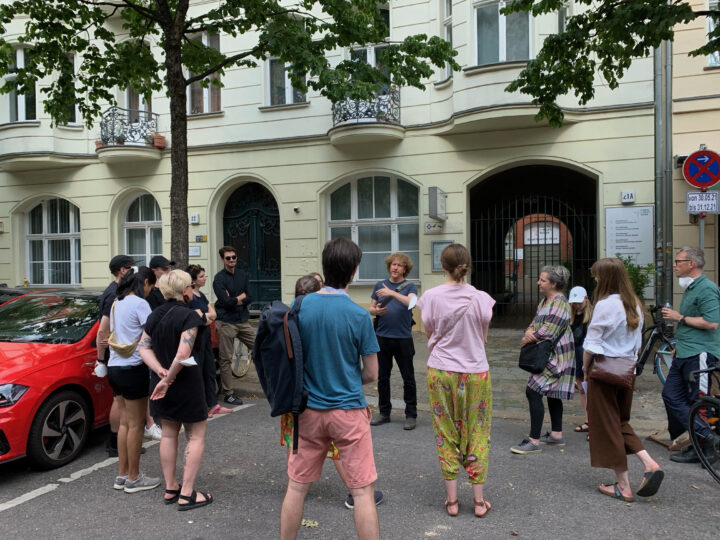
[1,403,256,512]
[0,484,59,513]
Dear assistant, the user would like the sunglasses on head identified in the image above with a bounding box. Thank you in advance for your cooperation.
[225,255,237,261]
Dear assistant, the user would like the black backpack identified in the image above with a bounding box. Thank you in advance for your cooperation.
[253,295,307,452]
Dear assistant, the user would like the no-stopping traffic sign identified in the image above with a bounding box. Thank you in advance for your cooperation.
[683,149,720,189]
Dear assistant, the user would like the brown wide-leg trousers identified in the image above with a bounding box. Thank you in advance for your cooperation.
[587,378,645,471]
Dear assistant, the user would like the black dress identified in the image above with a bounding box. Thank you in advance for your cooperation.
[146,300,208,423]
[187,292,218,408]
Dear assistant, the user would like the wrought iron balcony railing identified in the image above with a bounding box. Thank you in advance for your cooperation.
[99,106,159,145]
[331,86,400,127]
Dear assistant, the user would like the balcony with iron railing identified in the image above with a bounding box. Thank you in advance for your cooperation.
[95,106,166,163]
[328,86,405,145]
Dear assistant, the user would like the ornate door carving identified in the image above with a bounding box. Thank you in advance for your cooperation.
[223,183,281,311]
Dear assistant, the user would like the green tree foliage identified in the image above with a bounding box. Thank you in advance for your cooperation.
[617,254,655,301]
[504,0,715,127]
[0,0,458,267]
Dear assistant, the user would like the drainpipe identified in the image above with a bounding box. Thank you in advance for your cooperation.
[664,39,674,305]
[654,45,664,306]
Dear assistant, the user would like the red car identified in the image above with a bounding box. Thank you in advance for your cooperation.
[0,290,113,468]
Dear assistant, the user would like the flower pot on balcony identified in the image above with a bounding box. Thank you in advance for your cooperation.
[95,141,103,148]
[153,134,167,149]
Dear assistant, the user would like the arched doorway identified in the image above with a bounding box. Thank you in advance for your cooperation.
[223,183,280,311]
[470,165,597,327]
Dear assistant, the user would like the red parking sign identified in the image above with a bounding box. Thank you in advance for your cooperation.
[683,150,720,189]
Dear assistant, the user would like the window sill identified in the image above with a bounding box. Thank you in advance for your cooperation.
[188,110,225,120]
[56,124,84,132]
[0,120,41,131]
[703,64,720,71]
[463,60,528,76]
[258,102,310,112]
[434,76,453,89]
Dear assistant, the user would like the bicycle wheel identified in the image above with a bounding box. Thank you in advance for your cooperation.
[688,396,720,485]
[653,339,676,384]
[231,339,252,378]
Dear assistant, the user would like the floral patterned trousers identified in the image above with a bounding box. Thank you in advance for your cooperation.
[427,367,492,484]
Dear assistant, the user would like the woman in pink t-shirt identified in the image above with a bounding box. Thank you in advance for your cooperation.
[416,244,495,518]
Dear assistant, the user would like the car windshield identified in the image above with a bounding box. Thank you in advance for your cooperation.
[0,294,99,344]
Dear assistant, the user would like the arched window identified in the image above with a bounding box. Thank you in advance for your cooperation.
[124,194,162,267]
[328,176,419,281]
[26,198,81,285]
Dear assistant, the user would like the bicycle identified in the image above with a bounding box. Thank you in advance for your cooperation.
[688,365,720,484]
[636,305,676,384]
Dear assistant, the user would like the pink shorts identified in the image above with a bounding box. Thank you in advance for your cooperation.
[287,407,377,489]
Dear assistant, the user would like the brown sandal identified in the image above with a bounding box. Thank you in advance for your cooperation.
[474,498,492,518]
[444,499,459,517]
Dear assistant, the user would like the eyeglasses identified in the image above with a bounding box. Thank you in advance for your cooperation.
[224,255,237,261]
[674,259,691,265]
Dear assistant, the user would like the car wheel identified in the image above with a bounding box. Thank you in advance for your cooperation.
[27,390,90,469]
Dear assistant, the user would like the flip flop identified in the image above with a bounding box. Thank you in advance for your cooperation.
[574,423,589,432]
[598,483,633,502]
[208,404,233,417]
[178,490,213,511]
[636,469,664,497]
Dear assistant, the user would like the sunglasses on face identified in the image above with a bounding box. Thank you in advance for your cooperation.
[225,255,237,261]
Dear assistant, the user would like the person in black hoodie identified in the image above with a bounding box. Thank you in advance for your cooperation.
[569,286,592,436]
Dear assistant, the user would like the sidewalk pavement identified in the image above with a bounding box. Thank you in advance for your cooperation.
[235,327,669,436]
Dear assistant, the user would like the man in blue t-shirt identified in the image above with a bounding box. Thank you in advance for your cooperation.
[280,238,380,540]
[369,253,418,430]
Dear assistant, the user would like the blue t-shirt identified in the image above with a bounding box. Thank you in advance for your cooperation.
[298,293,379,410]
[371,279,417,339]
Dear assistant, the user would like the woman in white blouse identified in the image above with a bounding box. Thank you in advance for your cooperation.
[583,258,663,502]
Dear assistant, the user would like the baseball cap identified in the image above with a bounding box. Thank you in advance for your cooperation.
[109,254,135,272]
[149,255,175,269]
[568,286,588,304]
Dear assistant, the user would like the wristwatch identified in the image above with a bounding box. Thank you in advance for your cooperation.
[679,316,687,326]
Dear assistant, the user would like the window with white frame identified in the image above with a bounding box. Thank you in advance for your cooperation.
[328,176,419,281]
[127,83,152,123]
[709,0,720,66]
[63,53,77,124]
[124,194,162,267]
[268,59,306,105]
[351,7,391,94]
[444,0,453,79]
[475,0,530,66]
[558,3,567,33]
[188,33,221,114]
[7,46,36,122]
[26,199,81,285]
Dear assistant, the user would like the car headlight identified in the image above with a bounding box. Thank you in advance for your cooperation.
[0,384,29,407]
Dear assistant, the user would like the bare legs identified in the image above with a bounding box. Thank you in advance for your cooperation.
[280,479,379,540]
[575,378,589,428]
[159,419,209,503]
[124,397,148,480]
[606,450,661,499]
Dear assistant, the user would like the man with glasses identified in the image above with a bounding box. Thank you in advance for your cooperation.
[661,247,720,464]
[147,255,175,310]
[213,245,254,405]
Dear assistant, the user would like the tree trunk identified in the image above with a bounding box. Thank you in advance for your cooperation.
[163,8,190,269]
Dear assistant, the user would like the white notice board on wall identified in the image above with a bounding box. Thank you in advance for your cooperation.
[605,206,654,265]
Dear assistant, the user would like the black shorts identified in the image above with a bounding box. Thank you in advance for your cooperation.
[108,364,150,400]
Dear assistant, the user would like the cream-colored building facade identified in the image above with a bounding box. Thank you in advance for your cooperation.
[670,0,720,304]
[1,0,695,322]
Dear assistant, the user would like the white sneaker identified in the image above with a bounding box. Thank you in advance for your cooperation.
[144,423,162,440]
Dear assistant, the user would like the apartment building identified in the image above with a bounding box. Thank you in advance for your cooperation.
[0,1,676,323]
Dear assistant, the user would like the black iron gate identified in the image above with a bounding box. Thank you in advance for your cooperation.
[471,194,596,327]
[223,183,281,312]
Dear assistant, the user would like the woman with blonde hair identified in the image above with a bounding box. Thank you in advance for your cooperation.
[583,258,663,501]
[138,269,213,510]
[417,244,495,517]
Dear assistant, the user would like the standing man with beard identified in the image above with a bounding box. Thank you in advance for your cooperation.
[213,246,254,405]
[661,247,720,464]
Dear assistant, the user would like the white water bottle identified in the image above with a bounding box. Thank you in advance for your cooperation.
[664,302,676,328]
[94,363,108,377]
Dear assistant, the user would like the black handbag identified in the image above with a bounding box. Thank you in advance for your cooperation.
[518,331,564,374]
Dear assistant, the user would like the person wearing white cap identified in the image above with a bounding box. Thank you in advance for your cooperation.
[569,286,592,436]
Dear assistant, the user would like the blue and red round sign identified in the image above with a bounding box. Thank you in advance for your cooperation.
[683,149,720,189]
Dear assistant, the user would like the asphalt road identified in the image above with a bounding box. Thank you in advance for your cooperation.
[0,398,718,539]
